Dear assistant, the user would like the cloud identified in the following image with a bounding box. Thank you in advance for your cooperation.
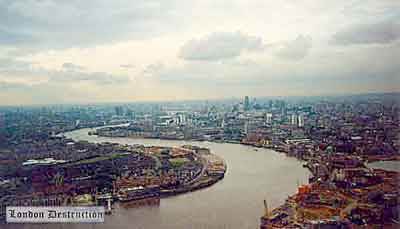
[332,21,400,45]
[0,58,130,105]
[1,0,399,104]
[0,58,31,70]
[0,28,34,44]
[62,62,84,71]
[0,81,27,89]
[179,31,264,61]
[0,58,130,86]
[150,39,399,95]
[51,70,130,85]
[143,62,164,75]
[276,35,312,60]
[0,0,182,50]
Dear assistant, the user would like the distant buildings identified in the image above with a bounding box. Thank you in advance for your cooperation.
[266,113,273,124]
[244,96,250,111]
[174,113,187,125]
[291,114,298,126]
[289,114,304,127]
[115,106,124,116]
[0,93,398,226]
[298,114,304,127]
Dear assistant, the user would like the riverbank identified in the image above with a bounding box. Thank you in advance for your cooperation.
[160,152,227,197]
[88,126,400,228]
[0,124,228,222]
[62,126,310,229]
[106,146,227,213]
[70,129,228,212]
[109,155,226,211]
[260,155,399,227]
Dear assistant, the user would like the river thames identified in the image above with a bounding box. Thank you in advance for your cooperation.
[7,127,310,229]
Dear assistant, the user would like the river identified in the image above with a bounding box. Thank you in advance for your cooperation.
[367,160,400,172]
[6,127,310,229]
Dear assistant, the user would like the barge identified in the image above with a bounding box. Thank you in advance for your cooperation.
[117,185,160,207]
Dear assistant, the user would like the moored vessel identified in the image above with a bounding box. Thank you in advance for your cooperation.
[117,185,160,207]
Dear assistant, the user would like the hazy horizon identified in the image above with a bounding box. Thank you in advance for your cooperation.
[1,0,399,105]
[0,91,398,108]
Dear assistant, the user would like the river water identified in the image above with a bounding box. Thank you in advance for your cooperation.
[367,160,400,172]
[6,127,310,229]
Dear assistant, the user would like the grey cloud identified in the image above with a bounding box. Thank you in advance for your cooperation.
[62,62,84,71]
[51,71,130,85]
[0,81,27,89]
[179,31,264,61]
[332,21,400,45]
[0,0,182,50]
[276,35,312,60]
[0,29,34,44]
[0,58,128,105]
[143,63,164,75]
[0,58,129,85]
[154,40,399,93]
[0,58,32,70]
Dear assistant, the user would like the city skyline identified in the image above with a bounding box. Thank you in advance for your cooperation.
[1,0,400,105]
[1,92,398,227]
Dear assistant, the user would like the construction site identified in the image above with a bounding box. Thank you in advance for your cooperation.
[261,164,399,228]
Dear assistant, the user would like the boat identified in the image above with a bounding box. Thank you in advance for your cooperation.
[105,198,112,215]
[117,185,160,203]
[95,193,113,214]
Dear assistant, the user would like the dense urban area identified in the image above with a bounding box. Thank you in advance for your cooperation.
[0,102,226,220]
[0,92,399,227]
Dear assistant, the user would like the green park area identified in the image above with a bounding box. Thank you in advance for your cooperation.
[169,157,190,168]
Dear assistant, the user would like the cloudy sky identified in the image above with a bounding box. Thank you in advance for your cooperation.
[0,0,399,105]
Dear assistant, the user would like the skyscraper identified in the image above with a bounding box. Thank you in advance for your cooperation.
[115,106,124,116]
[298,114,304,127]
[244,121,249,134]
[266,113,273,124]
[244,96,250,111]
[291,114,298,126]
